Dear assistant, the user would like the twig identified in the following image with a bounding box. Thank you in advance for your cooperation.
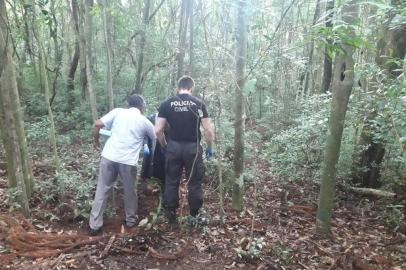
[298,262,310,270]
[114,246,144,255]
[307,239,333,257]
[99,235,115,258]
[148,245,187,260]
[50,253,66,270]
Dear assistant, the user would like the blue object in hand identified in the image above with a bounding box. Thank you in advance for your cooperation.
[143,144,150,156]
[99,129,112,137]
[205,148,214,159]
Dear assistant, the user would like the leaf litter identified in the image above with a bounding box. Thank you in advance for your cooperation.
[0,142,404,269]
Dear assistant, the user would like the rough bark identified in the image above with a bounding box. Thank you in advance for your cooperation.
[76,0,87,100]
[49,0,63,106]
[103,0,114,109]
[66,0,81,111]
[321,0,334,93]
[0,0,31,215]
[232,0,248,212]
[28,1,60,170]
[133,0,151,95]
[176,0,190,79]
[316,1,358,234]
[82,0,98,121]
[188,0,194,76]
[303,0,321,96]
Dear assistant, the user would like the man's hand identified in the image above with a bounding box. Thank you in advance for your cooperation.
[93,120,104,151]
[205,147,215,159]
[93,140,101,151]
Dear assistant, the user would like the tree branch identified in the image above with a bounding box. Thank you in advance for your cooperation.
[148,0,166,21]
[246,0,298,78]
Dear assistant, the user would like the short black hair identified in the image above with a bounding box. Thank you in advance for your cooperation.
[128,94,146,109]
[177,75,195,90]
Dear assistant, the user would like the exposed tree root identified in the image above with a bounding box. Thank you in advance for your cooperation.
[0,214,105,258]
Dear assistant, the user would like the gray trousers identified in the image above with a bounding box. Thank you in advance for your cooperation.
[89,157,138,230]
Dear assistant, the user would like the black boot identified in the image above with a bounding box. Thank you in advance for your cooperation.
[166,208,177,224]
[190,208,199,217]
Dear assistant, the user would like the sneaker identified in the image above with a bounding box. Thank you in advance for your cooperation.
[88,227,102,236]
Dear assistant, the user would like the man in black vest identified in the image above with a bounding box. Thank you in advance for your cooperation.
[155,76,214,224]
[141,113,166,186]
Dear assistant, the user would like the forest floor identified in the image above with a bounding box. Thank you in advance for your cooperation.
[0,142,405,270]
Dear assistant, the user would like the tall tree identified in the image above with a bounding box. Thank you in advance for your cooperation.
[49,0,63,105]
[0,0,32,216]
[316,0,358,233]
[103,0,114,109]
[82,0,98,121]
[352,0,406,188]
[176,0,191,79]
[133,0,151,94]
[302,0,321,97]
[188,0,194,75]
[76,0,87,100]
[321,0,334,93]
[66,0,80,111]
[232,0,248,212]
[28,0,60,169]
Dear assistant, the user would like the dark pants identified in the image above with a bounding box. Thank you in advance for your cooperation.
[164,140,204,212]
[141,140,166,182]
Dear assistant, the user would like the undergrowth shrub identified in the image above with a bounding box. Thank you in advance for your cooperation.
[265,94,331,182]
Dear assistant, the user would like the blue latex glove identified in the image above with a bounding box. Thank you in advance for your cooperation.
[143,144,150,156]
[205,148,215,159]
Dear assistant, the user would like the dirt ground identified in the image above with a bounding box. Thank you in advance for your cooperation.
[0,143,405,270]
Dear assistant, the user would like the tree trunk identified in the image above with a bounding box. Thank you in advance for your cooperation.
[133,0,150,95]
[352,1,406,188]
[188,0,194,76]
[28,1,61,170]
[82,0,98,121]
[86,0,94,70]
[22,1,36,73]
[321,0,334,93]
[176,0,190,79]
[303,0,321,96]
[66,0,81,111]
[103,0,114,109]
[76,0,87,100]
[232,0,248,212]
[316,1,358,234]
[49,0,63,106]
[0,0,31,216]
[67,43,80,111]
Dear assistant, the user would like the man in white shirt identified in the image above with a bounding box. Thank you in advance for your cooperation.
[89,95,156,235]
